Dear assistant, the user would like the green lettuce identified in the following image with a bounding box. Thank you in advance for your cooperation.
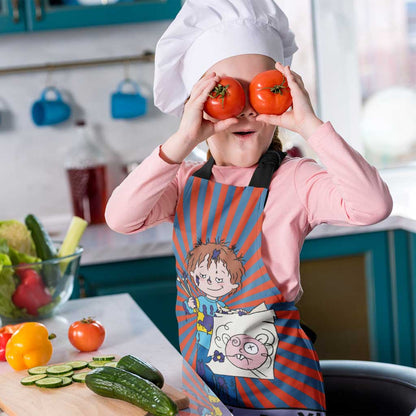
[0,253,25,318]
[0,238,8,254]
[8,247,40,265]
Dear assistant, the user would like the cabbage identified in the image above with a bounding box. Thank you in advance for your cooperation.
[0,220,36,256]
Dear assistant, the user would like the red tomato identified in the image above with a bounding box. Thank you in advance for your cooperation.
[68,318,105,352]
[249,70,292,115]
[204,77,245,120]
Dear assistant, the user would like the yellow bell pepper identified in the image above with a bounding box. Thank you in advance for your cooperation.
[5,322,54,371]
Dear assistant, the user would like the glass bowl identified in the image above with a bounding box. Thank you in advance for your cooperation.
[0,243,83,324]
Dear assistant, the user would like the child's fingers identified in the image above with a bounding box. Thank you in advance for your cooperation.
[188,74,220,106]
[275,61,285,72]
[213,117,239,133]
[275,62,305,92]
[256,114,282,125]
[194,72,218,93]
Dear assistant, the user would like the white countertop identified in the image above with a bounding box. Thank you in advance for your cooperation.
[0,294,232,416]
[49,165,416,266]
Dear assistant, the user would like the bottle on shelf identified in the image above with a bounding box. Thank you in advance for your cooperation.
[65,120,108,225]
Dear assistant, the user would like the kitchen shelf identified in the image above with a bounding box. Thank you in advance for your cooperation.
[0,51,154,76]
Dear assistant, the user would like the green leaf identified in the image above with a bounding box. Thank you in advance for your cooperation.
[0,255,26,318]
[0,239,8,255]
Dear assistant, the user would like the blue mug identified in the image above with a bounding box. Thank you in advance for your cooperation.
[32,86,71,126]
[111,79,147,119]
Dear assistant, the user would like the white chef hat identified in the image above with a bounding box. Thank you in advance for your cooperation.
[153,0,298,117]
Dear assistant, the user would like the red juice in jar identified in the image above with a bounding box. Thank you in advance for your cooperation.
[66,165,108,224]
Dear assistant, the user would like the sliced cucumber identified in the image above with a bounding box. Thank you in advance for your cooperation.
[103,361,118,368]
[46,365,73,375]
[28,366,49,375]
[66,360,88,370]
[21,374,48,386]
[60,377,73,387]
[35,377,63,388]
[56,370,74,378]
[92,355,115,362]
[88,361,106,369]
[72,372,90,383]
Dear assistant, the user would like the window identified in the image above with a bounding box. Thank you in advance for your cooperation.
[313,0,416,169]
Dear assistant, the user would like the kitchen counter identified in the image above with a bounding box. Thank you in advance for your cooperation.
[0,294,232,416]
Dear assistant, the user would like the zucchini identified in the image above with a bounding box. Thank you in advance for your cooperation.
[85,367,178,416]
[25,214,60,289]
[116,354,164,388]
[25,214,56,260]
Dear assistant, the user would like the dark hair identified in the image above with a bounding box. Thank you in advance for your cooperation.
[206,127,282,160]
[269,126,283,152]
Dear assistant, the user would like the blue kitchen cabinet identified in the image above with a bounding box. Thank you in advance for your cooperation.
[78,256,180,350]
[0,0,26,33]
[0,0,180,34]
[74,229,416,367]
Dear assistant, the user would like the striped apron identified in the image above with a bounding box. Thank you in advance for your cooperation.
[173,150,326,415]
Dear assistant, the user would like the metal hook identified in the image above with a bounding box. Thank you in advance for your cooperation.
[124,60,131,82]
[45,64,55,88]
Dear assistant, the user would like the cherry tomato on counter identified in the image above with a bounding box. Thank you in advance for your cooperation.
[204,77,245,120]
[68,317,105,352]
[249,69,292,115]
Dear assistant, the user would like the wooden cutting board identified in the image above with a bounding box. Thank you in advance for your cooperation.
[0,367,189,416]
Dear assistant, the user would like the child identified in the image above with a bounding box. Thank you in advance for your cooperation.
[105,0,393,414]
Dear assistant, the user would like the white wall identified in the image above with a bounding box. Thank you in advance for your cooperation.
[0,22,180,227]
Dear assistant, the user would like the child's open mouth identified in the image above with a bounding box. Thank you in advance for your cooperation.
[233,131,255,137]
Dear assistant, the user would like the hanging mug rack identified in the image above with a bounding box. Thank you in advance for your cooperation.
[0,50,155,76]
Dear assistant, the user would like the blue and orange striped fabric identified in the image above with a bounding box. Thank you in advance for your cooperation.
[173,176,326,412]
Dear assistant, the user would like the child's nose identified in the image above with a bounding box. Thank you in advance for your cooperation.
[237,88,258,118]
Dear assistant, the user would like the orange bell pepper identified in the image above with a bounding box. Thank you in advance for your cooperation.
[5,322,55,371]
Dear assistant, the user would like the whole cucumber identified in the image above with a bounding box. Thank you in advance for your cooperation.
[25,214,60,289]
[85,367,178,416]
[117,354,164,388]
[25,214,57,260]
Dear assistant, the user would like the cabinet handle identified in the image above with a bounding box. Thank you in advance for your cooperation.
[34,0,43,21]
[11,0,20,23]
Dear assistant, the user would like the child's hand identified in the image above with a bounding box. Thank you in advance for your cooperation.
[256,62,323,139]
[179,72,239,142]
[161,72,239,163]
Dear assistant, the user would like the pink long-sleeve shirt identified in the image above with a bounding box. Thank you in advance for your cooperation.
[105,122,393,303]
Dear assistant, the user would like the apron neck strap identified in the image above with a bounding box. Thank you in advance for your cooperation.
[193,150,286,189]
[249,150,286,188]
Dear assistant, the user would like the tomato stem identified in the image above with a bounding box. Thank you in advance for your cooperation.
[209,83,230,108]
[81,317,95,324]
[48,333,56,340]
[261,75,288,95]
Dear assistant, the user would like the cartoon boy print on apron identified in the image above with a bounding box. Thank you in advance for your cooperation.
[173,151,326,415]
